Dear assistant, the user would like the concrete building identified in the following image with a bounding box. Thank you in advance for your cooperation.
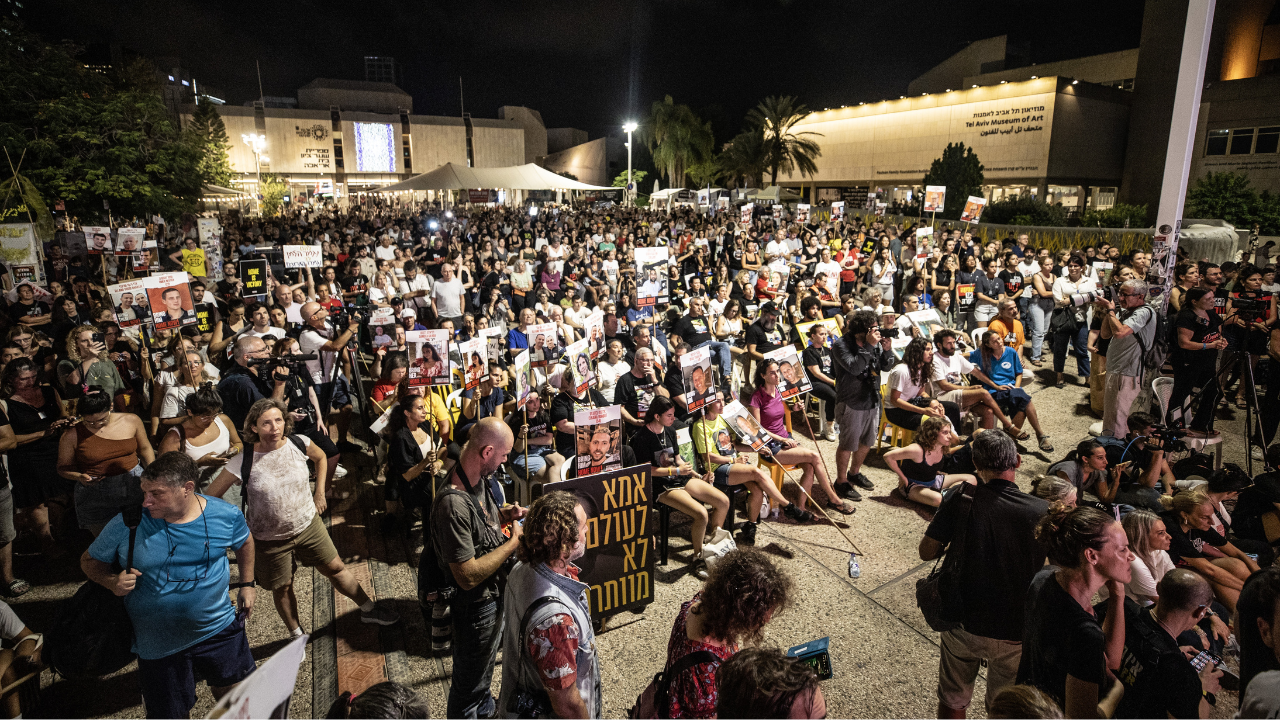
[540,135,626,187]
[296,78,412,114]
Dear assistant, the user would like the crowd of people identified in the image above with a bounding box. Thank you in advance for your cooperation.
[1,197,1279,718]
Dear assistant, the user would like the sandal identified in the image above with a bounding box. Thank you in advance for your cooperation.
[1055,378,1065,389]
[1038,435,1055,453]
[825,499,857,515]
[2,578,30,598]
[1236,397,1248,409]
[1008,428,1031,442]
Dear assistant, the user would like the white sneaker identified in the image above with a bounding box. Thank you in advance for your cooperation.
[334,464,349,478]
[831,422,840,436]
[822,429,838,442]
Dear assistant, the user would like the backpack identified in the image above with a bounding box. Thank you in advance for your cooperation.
[628,650,721,719]
[239,434,308,512]
[1130,305,1170,373]
[504,595,572,718]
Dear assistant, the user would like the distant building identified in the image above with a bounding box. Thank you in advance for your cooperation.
[541,136,625,187]
[297,78,412,114]
[364,56,397,86]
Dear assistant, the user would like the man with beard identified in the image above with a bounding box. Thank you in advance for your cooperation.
[744,302,788,388]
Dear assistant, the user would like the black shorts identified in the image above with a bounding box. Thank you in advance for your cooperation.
[139,612,256,720]
[301,426,340,458]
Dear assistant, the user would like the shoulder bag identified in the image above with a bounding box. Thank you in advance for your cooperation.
[628,649,721,719]
[915,482,976,633]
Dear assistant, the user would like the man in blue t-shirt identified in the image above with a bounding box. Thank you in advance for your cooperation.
[81,453,256,719]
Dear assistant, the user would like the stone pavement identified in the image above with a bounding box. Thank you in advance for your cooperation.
[21,367,1252,717]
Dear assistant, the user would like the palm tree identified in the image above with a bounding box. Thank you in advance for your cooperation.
[687,158,725,190]
[721,127,768,189]
[747,96,823,185]
[642,96,714,189]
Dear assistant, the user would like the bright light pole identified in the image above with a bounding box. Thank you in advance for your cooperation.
[623,121,637,206]
[241,133,267,214]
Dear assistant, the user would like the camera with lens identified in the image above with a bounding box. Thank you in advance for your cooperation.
[1144,424,1188,453]
[1234,294,1267,325]
[1068,286,1117,307]
[247,352,318,384]
[880,327,900,339]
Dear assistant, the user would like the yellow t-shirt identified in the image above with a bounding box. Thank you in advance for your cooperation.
[181,249,207,277]
[691,415,738,474]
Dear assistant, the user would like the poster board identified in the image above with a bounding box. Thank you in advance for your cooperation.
[527,322,559,369]
[458,337,487,390]
[960,196,987,224]
[480,326,504,367]
[923,185,946,213]
[722,400,773,454]
[107,279,147,329]
[583,310,605,360]
[903,308,942,341]
[573,405,622,477]
[406,329,451,387]
[283,245,323,268]
[764,346,811,399]
[795,204,811,224]
[145,272,197,331]
[831,201,845,219]
[205,634,306,719]
[740,203,754,226]
[543,464,654,618]
[795,317,840,344]
[115,228,145,255]
[0,223,44,286]
[634,247,669,308]
[240,259,268,302]
[514,349,532,410]
[565,337,593,395]
[83,226,112,255]
[680,345,717,413]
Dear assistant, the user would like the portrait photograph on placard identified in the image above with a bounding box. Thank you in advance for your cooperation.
[566,337,593,395]
[107,279,147,328]
[406,329,451,387]
[583,311,604,359]
[722,400,775,455]
[764,346,811,399]
[83,226,112,255]
[923,185,947,213]
[960,196,987,223]
[145,274,196,330]
[514,349,532,409]
[115,228,145,255]
[680,346,718,413]
[573,405,622,477]
[527,322,558,368]
[480,326,504,365]
[458,337,487,390]
[634,246,668,307]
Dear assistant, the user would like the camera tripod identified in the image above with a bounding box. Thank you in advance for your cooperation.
[1178,313,1269,475]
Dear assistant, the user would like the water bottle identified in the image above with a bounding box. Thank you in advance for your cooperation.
[848,555,861,579]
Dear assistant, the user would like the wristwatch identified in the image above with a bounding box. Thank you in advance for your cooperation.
[230,580,255,589]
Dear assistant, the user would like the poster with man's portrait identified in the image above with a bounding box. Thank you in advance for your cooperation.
[527,322,558,369]
[634,246,669,308]
[923,185,946,214]
[583,311,605,360]
[573,405,621,477]
[514,349,532,410]
[406,329,451,387]
[83,226,113,255]
[107,279,147,329]
[795,204,810,224]
[115,228,145,256]
[960,196,987,224]
[681,345,718,413]
[566,337,593,395]
[831,201,845,219]
[764,346,811,399]
[458,337,488,391]
[144,272,196,331]
[722,400,772,454]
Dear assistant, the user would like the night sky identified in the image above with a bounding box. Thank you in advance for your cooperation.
[28,0,1145,147]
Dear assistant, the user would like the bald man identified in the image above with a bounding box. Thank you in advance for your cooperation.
[428,417,525,719]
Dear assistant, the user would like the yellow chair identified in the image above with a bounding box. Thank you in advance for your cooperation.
[755,409,795,492]
[876,383,915,453]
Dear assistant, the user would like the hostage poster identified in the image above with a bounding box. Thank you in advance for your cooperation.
[514,349,533,410]
[565,337,593,395]
[406,329,452,387]
[634,247,668,308]
[108,279,147,329]
[763,346,811,399]
[923,185,946,214]
[960,196,987,224]
[544,464,654,618]
[680,345,717,413]
[573,405,622,477]
[458,337,487,390]
[144,272,197,331]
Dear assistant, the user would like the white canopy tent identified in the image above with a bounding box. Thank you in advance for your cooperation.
[371,162,615,195]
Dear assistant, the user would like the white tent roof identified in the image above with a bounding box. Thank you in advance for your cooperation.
[372,163,614,194]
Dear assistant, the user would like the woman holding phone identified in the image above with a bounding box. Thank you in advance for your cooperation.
[158,382,244,494]
[56,386,153,536]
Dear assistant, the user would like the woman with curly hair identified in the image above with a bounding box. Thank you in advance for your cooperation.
[883,416,976,507]
[57,323,126,403]
[662,548,793,719]
[716,646,825,719]
[885,336,962,432]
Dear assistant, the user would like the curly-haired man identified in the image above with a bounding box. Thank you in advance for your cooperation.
[497,490,601,718]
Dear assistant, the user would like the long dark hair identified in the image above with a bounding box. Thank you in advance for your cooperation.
[900,337,934,386]
[716,647,819,719]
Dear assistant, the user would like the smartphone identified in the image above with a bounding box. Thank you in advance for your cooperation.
[219,446,242,460]
[91,332,105,345]
[1189,651,1221,672]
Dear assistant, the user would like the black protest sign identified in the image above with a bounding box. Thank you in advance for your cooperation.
[544,464,655,618]
[240,259,268,301]
[195,303,214,334]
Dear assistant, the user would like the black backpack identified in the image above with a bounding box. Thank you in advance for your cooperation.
[239,434,308,511]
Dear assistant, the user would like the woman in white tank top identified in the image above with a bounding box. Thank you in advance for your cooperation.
[157,383,244,491]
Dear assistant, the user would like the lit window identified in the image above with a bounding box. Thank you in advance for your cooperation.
[1230,128,1255,155]
[181,80,189,86]
[1256,127,1280,155]
[1205,129,1229,156]
[168,75,174,81]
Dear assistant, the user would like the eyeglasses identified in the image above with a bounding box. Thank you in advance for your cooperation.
[163,508,211,583]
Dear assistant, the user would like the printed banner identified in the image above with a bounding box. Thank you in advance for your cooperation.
[924,185,946,213]
[144,272,197,331]
[458,337,487,390]
[514,349,533,410]
[527,322,559,369]
[634,247,669,308]
[406,329,452,387]
[764,346,811,399]
[115,228,146,255]
[83,226,113,255]
[240,259,268,302]
[960,196,987,224]
[583,310,605,360]
[107,279,147,329]
[680,345,718,412]
[195,303,214,334]
[566,337,593,395]
[282,245,323,268]
[573,405,622,477]
[740,203,754,226]
[543,464,655,618]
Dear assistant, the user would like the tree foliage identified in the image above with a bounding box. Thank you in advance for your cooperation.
[642,96,714,190]
[982,196,1067,227]
[686,159,725,189]
[0,20,201,222]
[721,126,768,189]
[258,173,288,217]
[747,96,822,185]
[921,143,985,220]
[1078,203,1149,229]
[190,102,233,188]
[611,169,648,188]
[1184,172,1280,235]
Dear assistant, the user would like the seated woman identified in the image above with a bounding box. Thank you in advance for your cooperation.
[1193,464,1275,568]
[747,360,854,516]
[661,548,792,718]
[969,330,1053,452]
[885,337,962,433]
[506,391,564,489]
[1030,475,1077,508]
[693,395,812,545]
[157,382,243,495]
[1048,440,1121,506]
[1162,487,1261,613]
[632,396,728,580]
[882,416,977,507]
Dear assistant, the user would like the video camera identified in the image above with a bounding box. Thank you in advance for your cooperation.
[247,352,318,384]
[1143,424,1188,453]
[1233,293,1268,324]
[1067,286,1117,307]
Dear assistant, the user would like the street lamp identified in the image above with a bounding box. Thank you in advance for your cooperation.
[241,133,267,214]
[623,122,637,206]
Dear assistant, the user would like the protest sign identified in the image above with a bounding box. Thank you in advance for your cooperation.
[680,346,717,413]
[903,308,942,341]
[740,203,754,225]
[480,326,504,366]
[831,201,845,219]
[458,337,487,390]
[573,405,622,477]
[722,400,775,454]
[115,228,145,255]
[916,227,934,238]
[205,634,306,720]
[566,337,593,395]
[544,464,655,618]
[957,283,976,309]
[107,279,147,329]
[195,304,214,334]
[634,247,668,308]
[527,322,559,368]
[675,426,698,470]
[283,245,323,268]
[764,346,811,399]
[795,317,840,345]
[924,185,946,213]
[145,273,197,331]
[960,196,987,223]
[514,349,532,410]
[874,202,887,216]
[240,259,268,302]
[583,310,604,359]
[406,329,451,387]
[83,226,112,255]
[795,204,810,224]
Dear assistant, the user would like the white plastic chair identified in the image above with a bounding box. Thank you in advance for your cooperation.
[971,327,987,348]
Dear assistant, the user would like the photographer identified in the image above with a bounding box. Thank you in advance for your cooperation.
[274,336,343,494]
[1224,264,1275,412]
[1099,411,1178,512]
[216,335,289,433]
[831,310,899,496]
[1095,278,1156,438]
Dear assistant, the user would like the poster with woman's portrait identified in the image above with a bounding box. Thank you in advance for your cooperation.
[144,272,196,331]
[107,279,147,329]
[583,311,605,360]
[566,337,593,395]
[573,405,621,477]
[406,329,451,387]
[527,322,558,369]
[680,345,718,413]
[514,349,532,410]
[458,337,487,391]
[764,346,812,400]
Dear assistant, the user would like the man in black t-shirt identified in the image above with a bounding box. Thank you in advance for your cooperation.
[1110,570,1220,719]
[744,301,787,368]
[669,297,731,390]
[7,283,50,327]
[549,372,609,458]
[613,347,670,437]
